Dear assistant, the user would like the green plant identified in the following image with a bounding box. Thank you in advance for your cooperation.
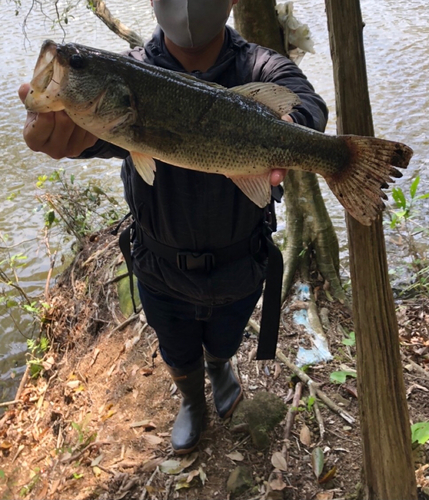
[26,336,50,378]
[411,422,429,445]
[35,169,124,247]
[330,370,357,384]
[342,331,355,347]
[386,176,429,296]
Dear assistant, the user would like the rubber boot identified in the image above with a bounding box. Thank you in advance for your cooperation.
[165,358,206,454]
[205,351,243,419]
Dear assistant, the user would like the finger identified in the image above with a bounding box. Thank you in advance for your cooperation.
[270,169,288,186]
[23,111,56,152]
[18,83,31,104]
[66,126,98,157]
[281,114,294,123]
[43,111,80,159]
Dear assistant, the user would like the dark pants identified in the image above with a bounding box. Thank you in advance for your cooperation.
[137,282,262,370]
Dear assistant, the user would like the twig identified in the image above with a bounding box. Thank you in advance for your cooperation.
[140,466,159,500]
[0,400,21,408]
[105,272,130,285]
[284,382,302,441]
[276,350,355,424]
[107,309,142,337]
[83,239,118,266]
[15,365,30,401]
[309,381,325,440]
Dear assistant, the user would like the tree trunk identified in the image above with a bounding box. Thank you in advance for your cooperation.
[233,0,344,300]
[325,2,417,499]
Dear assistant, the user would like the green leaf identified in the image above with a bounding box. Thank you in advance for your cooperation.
[330,370,357,384]
[411,422,429,444]
[391,187,406,209]
[410,176,420,199]
[342,331,356,347]
[416,193,429,200]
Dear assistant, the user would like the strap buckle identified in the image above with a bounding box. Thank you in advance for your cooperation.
[176,252,215,272]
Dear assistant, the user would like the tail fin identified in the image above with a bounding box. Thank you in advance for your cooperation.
[325,136,413,226]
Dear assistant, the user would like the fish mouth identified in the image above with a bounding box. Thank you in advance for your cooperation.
[25,40,66,113]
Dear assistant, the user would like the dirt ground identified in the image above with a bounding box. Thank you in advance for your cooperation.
[1,228,428,500]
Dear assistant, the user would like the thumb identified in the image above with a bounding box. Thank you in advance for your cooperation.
[18,83,31,104]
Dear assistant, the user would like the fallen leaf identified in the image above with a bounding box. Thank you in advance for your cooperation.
[180,451,199,470]
[91,454,104,467]
[92,466,102,477]
[142,434,163,446]
[248,347,257,362]
[226,451,244,462]
[186,469,200,483]
[300,424,311,446]
[159,459,183,475]
[100,409,116,422]
[175,477,192,490]
[273,362,282,380]
[141,457,164,472]
[66,380,80,389]
[269,477,287,491]
[130,420,156,430]
[315,491,334,500]
[318,465,337,484]
[311,447,324,479]
[271,451,287,472]
[0,441,13,450]
[42,356,55,370]
[198,466,207,485]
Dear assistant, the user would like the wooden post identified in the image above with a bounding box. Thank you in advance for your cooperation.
[324,2,417,499]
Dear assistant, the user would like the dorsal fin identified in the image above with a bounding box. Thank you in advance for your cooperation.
[230,82,301,117]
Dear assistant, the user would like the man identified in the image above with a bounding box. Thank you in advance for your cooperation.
[19,0,328,454]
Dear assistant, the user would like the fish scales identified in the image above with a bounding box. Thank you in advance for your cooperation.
[24,40,413,225]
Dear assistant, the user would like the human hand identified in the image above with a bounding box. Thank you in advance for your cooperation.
[18,83,98,159]
[270,114,293,186]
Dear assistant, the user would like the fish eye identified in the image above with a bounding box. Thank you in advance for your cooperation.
[69,53,85,70]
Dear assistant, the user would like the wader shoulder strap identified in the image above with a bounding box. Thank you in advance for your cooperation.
[256,227,283,360]
[118,221,138,314]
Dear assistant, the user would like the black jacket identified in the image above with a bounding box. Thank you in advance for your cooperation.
[81,26,328,305]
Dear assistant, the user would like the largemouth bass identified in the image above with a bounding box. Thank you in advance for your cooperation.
[25,40,413,226]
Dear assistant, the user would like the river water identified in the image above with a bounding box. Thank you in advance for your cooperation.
[0,0,428,401]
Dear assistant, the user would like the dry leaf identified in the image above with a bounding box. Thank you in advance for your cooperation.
[248,346,257,362]
[273,362,282,380]
[130,420,156,430]
[143,434,163,446]
[0,441,13,450]
[300,424,311,446]
[66,380,80,389]
[315,491,334,500]
[42,356,55,370]
[271,451,287,472]
[318,465,337,484]
[311,447,325,479]
[226,451,244,462]
[186,469,200,483]
[92,466,102,477]
[270,476,287,491]
[160,459,183,475]
[180,451,199,469]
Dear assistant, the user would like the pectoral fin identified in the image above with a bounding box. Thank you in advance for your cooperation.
[231,173,272,208]
[230,82,301,117]
[131,152,157,185]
